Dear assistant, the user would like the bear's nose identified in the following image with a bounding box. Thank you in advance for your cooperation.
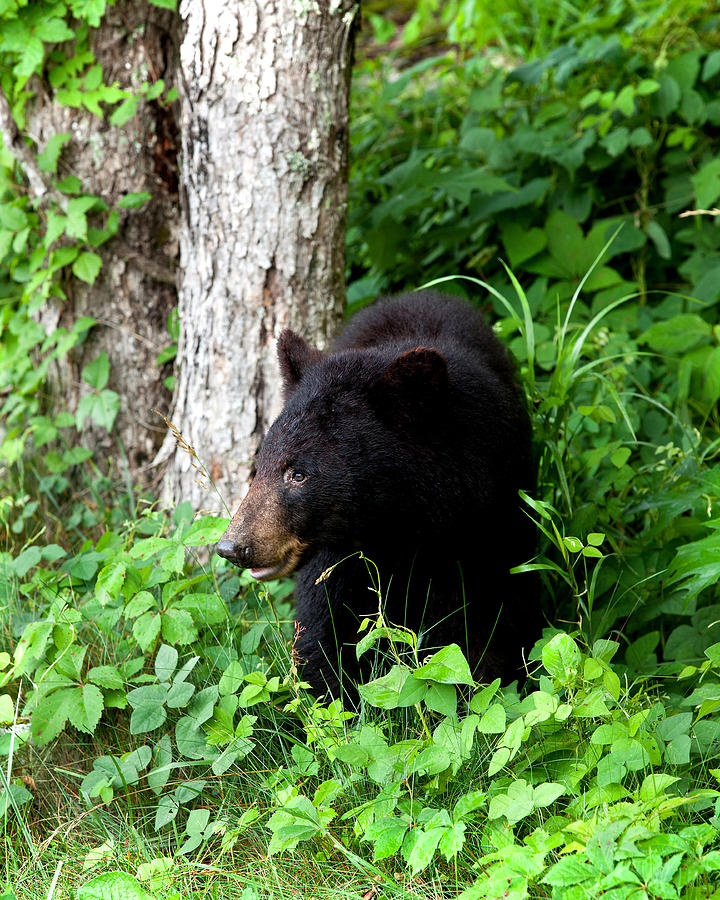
[216,540,252,566]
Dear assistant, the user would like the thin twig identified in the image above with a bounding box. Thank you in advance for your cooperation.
[679,207,720,218]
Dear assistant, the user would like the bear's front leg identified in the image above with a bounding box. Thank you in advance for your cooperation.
[292,551,371,701]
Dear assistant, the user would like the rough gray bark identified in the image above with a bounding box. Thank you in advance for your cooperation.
[28,2,179,472]
[162,0,358,513]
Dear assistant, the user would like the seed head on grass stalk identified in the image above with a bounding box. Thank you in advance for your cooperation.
[153,410,231,516]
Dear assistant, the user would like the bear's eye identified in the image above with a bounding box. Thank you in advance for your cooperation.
[285,468,307,485]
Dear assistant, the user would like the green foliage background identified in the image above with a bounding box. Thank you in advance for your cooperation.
[1,1,720,898]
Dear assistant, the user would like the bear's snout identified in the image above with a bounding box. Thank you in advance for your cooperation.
[215,539,252,566]
[217,482,309,581]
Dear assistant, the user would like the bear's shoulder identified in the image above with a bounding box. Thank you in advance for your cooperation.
[332,290,517,389]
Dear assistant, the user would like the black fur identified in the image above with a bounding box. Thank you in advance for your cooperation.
[225,291,539,698]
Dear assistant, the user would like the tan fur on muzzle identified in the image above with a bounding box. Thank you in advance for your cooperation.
[221,475,307,578]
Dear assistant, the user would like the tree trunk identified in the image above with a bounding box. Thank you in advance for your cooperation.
[163,0,358,513]
[28,2,179,473]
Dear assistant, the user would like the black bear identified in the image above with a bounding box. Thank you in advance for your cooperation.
[216,290,538,698]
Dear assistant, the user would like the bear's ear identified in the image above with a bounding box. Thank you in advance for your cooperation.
[277,330,323,395]
[371,346,449,421]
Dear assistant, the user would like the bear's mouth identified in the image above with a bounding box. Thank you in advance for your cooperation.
[250,562,290,581]
[249,540,307,581]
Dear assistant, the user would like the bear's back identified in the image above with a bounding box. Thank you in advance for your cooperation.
[333,290,518,390]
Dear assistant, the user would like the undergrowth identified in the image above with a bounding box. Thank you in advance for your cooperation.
[2,252,720,898]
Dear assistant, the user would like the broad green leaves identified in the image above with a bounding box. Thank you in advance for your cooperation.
[415,644,474,685]
[543,633,582,685]
[77,872,155,900]
[358,644,474,716]
[488,779,564,826]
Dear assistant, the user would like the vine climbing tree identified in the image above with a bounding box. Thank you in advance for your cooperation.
[0,0,358,510]
[0,1,178,473]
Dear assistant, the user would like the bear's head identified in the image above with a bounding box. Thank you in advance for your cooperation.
[216,329,449,580]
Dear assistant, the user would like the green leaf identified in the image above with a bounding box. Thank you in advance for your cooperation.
[78,872,155,900]
[166,681,195,709]
[31,690,71,746]
[645,220,671,259]
[128,537,172,561]
[67,684,104,734]
[57,175,83,194]
[544,208,586,277]
[148,0,176,7]
[175,717,210,759]
[154,794,179,830]
[15,37,44,79]
[73,251,102,284]
[116,191,152,209]
[177,593,227,627]
[614,86,635,116]
[487,745,511,777]
[601,127,630,157]
[544,855,597,887]
[0,694,15,724]
[183,516,230,545]
[125,590,157,618]
[488,779,534,826]
[666,50,702,90]
[145,80,165,101]
[636,78,660,96]
[468,678,500,714]
[11,546,42,578]
[0,783,32,818]
[423,682,457,717]
[219,661,245,696]
[30,415,58,447]
[76,389,120,432]
[35,18,75,42]
[501,223,546,267]
[641,314,711,354]
[610,446,631,467]
[109,96,139,127]
[95,560,126,605]
[533,781,564,807]
[161,608,198,645]
[81,352,110,390]
[692,158,720,208]
[147,734,173,795]
[705,643,720,667]
[154,644,178,682]
[82,64,104,92]
[453,790,486,823]
[160,544,185,574]
[88,665,124,690]
[650,74,681,117]
[703,50,720,81]
[542,633,581,683]
[478,703,506,734]
[358,665,425,709]
[66,196,96,239]
[129,701,167,735]
[406,826,446,873]
[365,816,409,860]
[133,612,161,652]
[414,644,474,685]
[0,205,28,230]
[37,133,72,173]
[629,126,653,147]
[639,773,680,801]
